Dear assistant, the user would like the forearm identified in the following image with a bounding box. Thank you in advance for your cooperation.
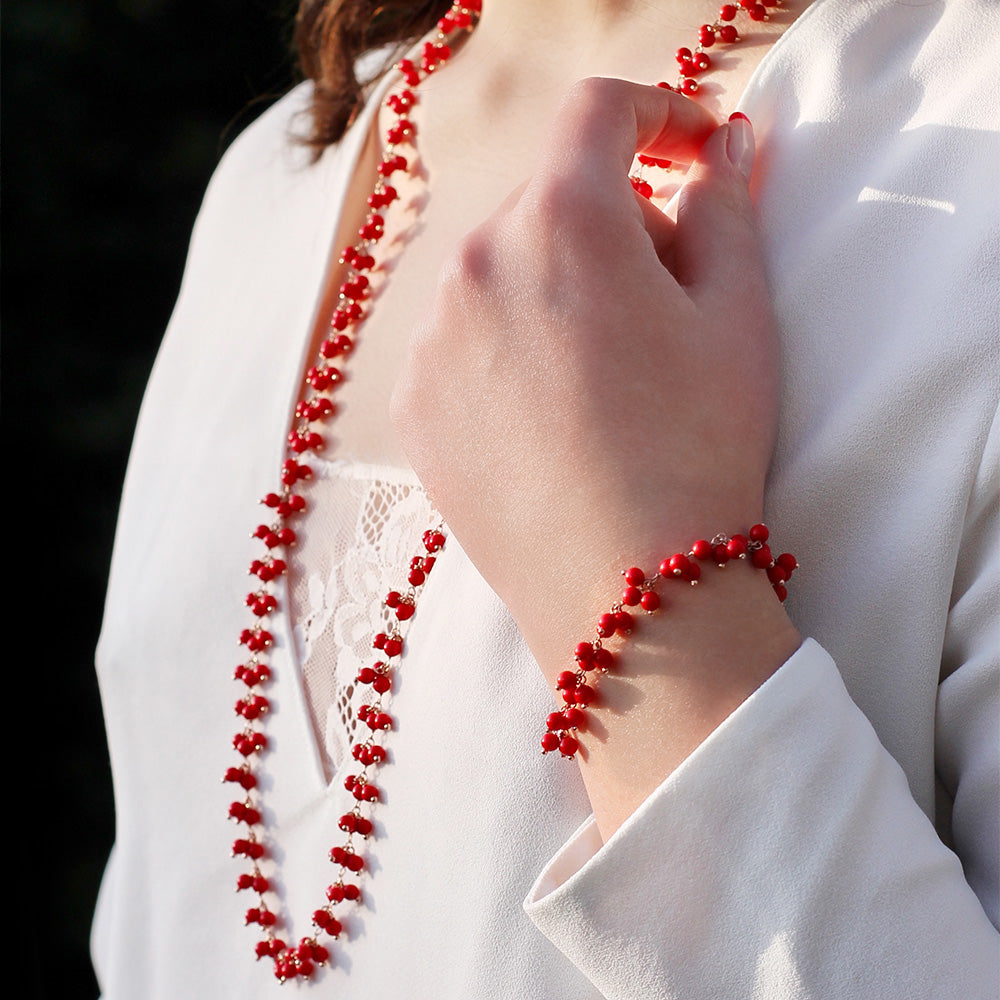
[525,533,800,840]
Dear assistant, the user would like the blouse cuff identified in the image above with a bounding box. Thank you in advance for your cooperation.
[522,639,996,999]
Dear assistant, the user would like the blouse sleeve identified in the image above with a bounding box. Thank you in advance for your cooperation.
[523,420,1000,999]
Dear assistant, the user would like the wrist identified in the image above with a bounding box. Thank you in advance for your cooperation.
[528,523,802,838]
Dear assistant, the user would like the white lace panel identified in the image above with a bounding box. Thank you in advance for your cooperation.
[286,458,433,781]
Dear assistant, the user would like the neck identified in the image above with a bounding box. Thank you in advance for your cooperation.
[470,0,792,89]
[404,0,811,212]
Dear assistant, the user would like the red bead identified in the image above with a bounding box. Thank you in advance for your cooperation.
[541,732,560,753]
[556,670,579,690]
[640,591,660,612]
[698,24,716,46]
[748,3,767,21]
[546,711,566,732]
[630,177,653,199]
[233,838,265,860]
[751,544,773,569]
[727,534,748,558]
[691,538,712,560]
[360,216,385,240]
[340,276,370,300]
[767,565,789,585]
[574,641,595,663]
[383,637,403,657]
[776,552,798,574]
[224,766,257,790]
[720,3,738,19]
[681,78,699,95]
[562,707,587,730]
[615,611,634,633]
[624,567,645,586]
[664,553,691,576]
[387,119,415,144]
[592,647,615,671]
[773,582,788,602]
[378,154,407,176]
[422,529,446,552]
[572,684,597,706]
[372,674,391,694]
[622,585,642,606]
[368,184,399,211]
[597,613,617,638]
[313,909,343,936]
[749,523,769,543]
[712,544,731,566]
[719,24,739,42]
[559,736,579,757]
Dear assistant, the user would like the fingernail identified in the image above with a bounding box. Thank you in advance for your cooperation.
[726,112,755,181]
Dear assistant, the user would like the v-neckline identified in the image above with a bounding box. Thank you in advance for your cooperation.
[270,63,405,795]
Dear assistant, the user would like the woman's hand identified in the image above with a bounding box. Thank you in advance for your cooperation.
[393,79,799,833]
[394,78,779,644]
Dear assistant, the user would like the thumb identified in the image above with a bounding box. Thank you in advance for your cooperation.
[673,113,769,307]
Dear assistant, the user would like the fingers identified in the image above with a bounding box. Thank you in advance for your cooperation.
[521,79,716,227]
[672,114,771,310]
[542,77,717,179]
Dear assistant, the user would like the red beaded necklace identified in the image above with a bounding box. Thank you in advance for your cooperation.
[226,0,795,984]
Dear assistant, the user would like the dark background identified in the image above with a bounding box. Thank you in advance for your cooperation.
[4,2,298,995]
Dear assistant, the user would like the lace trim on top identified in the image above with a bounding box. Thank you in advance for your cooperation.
[286,457,433,780]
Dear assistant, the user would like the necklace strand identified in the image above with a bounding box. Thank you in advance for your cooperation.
[226,0,789,984]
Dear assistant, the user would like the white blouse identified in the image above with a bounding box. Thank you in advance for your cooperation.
[92,1,999,997]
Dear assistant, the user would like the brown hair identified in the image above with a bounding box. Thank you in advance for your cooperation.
[295,0,453,154]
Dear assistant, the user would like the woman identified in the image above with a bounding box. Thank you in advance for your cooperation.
[92,1,999,996]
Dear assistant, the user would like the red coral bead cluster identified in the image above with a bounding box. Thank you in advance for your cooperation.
[541,524,797,758]
[224,4,478,983]
[629,0,786,198]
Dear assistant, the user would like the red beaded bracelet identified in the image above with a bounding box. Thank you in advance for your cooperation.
[541,523,797,758]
